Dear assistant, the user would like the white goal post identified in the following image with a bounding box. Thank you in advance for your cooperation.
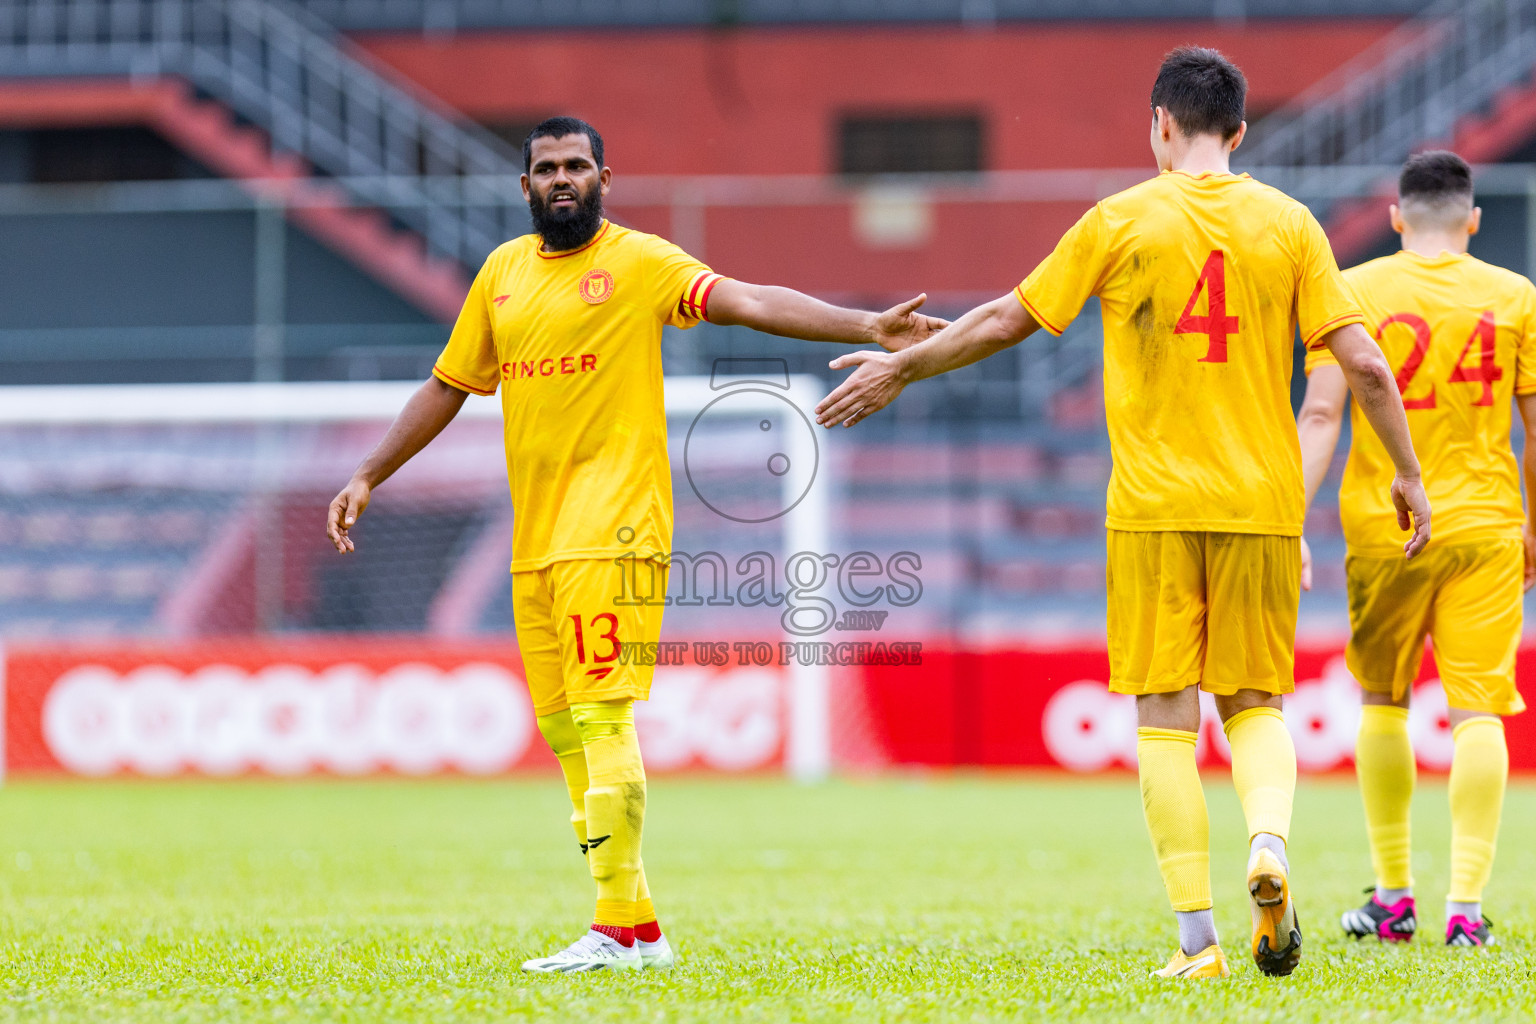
[0,377,834,781]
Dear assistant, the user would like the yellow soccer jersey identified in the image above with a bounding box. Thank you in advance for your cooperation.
[1017,170,1363,536]
[1308,250,1536,554]
[434,220,724,571]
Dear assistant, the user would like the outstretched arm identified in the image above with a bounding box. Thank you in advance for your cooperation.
[325,376,469,553]
[706,280,948,352]
[1321,322,1430,558]
[814,293,1040,427]
[1295,364,1349,590]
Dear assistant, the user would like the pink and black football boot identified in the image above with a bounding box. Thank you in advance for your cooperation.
[1340,887,1416,942]
[1445,914,1496,947]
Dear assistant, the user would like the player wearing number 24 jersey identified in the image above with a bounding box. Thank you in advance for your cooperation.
[815,47,1431,979]
[1298,152,1536,950]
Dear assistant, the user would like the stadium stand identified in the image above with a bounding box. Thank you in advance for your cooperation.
[0,1,1413,388]
[1243,0,1536,262]
[0,0,1530,643]
[303,0,1435,31]
[0,488,225,638]
[0,0,528,279]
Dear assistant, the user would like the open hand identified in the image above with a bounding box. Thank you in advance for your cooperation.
[326,477,372,553]
[1299,536,1313,592]
[1390,474,1430,559]
[871,293,948,352]
[816,349,908,427]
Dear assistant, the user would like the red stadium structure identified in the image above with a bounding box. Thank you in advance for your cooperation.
[4,0,1536,781]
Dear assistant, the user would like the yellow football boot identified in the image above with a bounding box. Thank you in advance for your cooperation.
[1151,944,1230,979]
[1248,847,1303,976]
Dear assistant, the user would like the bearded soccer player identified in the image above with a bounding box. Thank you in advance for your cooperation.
[324,116,946,973]
[1297,152,1535,949]
[813,48,1432,978]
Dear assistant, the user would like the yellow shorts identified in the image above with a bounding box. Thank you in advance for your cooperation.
[1345,538,1525,716]
[512,558,669,717]
[1106,530,1299,697]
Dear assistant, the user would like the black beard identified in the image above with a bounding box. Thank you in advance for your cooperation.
[528,185,605,251]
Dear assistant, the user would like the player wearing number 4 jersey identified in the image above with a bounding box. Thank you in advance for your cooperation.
[1298,152,1536,949]
[324,116,947,974]
[813,47,1431,978]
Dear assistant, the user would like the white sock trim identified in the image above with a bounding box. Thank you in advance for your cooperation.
[1248,832,1289,873]
[1175,909,1219,956]
[1447,900,1481,921]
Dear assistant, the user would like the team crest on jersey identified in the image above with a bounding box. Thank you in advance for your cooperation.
[579,269,615,304]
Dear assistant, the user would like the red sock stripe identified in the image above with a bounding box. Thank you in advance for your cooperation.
[634,920,662,943]
[592,923,635,947]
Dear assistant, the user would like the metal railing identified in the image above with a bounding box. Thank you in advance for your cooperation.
[0,0,530,266]
[297,0,1434,32]
[1244,0,1536,186]
[13,164,1536,415]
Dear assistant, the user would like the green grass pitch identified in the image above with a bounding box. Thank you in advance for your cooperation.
[0,775,1531,1022]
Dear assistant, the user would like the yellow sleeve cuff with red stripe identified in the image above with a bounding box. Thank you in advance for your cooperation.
[1014,285,1066,336]
[680,272,727,322]
[433,364,496,396]
[1303,312,1365,350]
[1303,344,1340,376]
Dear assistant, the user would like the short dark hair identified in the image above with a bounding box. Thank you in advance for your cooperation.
[1150,47,1246,141]
[1399,150,1473,205]
[522,116,604,173]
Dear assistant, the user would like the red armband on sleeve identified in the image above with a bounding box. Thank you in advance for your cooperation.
[679,272,727,322]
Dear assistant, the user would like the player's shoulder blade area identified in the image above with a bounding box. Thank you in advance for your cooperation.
[1344,251,1410,286]
[1103,171,1268,230]
[1467,252,1533,292]
[1100,172,1180,211]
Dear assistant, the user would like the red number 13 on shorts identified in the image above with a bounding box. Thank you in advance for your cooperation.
[1176,250,1239,363]
[569,613,621,664]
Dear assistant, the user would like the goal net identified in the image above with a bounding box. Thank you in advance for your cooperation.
[0,372,843,780]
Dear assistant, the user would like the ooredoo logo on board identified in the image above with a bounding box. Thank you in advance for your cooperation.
[42,662,533,776]
[1041,656,1458,772]
[17,652,790,777]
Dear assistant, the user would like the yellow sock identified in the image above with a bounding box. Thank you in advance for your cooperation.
[635,865,653,919]
[1223,706,1295,843]
[1137,727,1212,912]
[1448,717,1508,904]
[535,709,591,854]
[1355,705,1414,890]
[572,699,646,932]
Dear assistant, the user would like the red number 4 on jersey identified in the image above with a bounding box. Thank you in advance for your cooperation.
[1176,250,1239,363]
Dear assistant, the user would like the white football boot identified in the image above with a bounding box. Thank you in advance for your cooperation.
[637,933,675,971]
[521,929,643,973]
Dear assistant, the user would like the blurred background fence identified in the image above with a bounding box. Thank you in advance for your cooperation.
[11,164,1536,643]
[7,0,1536,774]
